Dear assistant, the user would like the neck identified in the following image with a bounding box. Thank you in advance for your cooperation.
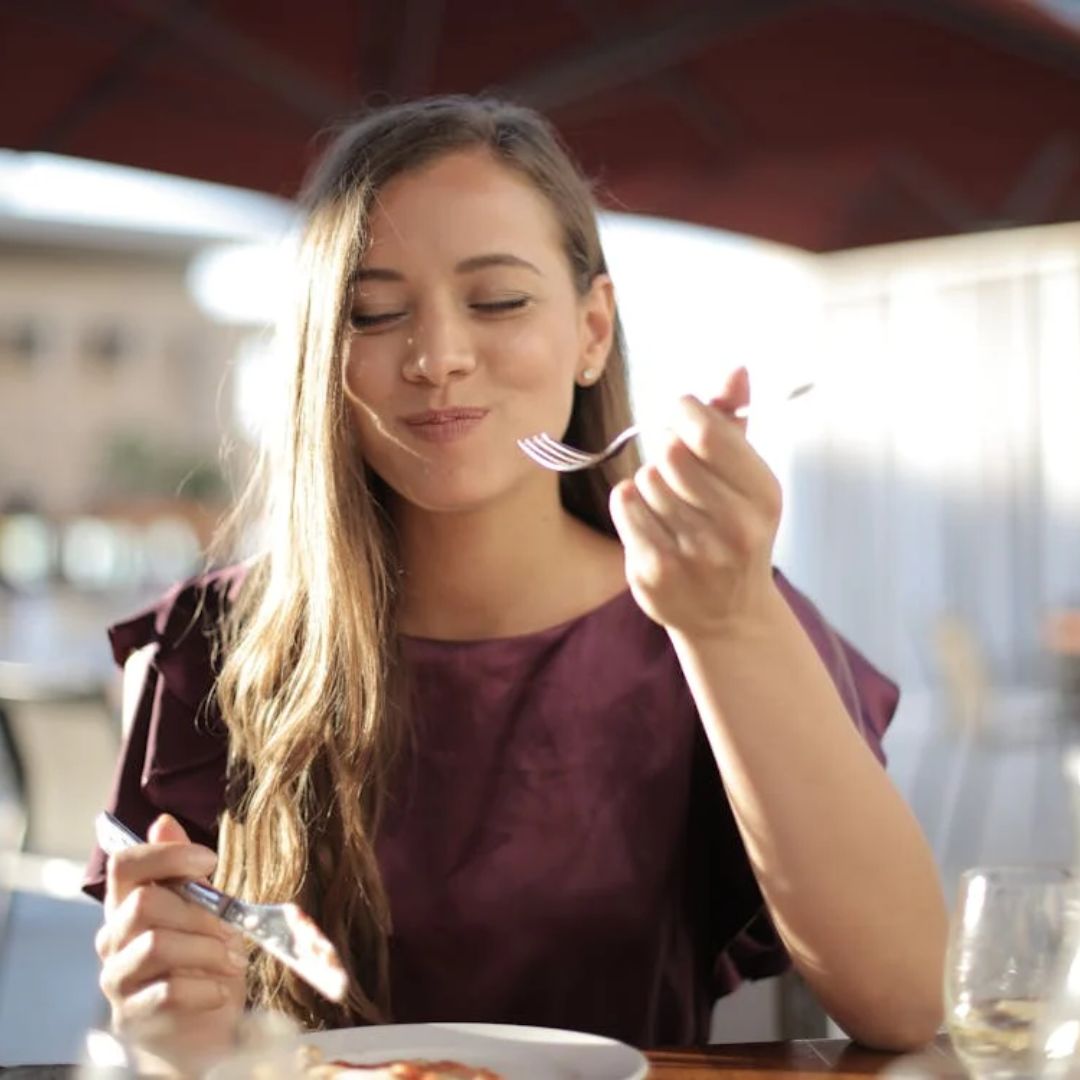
[392,482,626,640]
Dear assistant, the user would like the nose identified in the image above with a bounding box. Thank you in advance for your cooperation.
[402,305,476,385]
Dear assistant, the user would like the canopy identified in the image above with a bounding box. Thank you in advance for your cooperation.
[4,0,1080,250]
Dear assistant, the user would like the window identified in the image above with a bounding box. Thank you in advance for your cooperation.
[0,315,46,368]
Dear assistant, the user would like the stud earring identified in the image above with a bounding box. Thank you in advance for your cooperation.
[581,367,599,385]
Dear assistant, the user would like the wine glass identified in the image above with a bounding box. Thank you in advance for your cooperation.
[945,865,1074,1079]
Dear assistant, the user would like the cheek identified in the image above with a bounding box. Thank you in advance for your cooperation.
[491,312,581,389]
[343,343,393,405]
[342,349,400,463]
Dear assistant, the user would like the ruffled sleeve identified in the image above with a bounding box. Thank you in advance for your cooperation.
[705,567,901,994]
[82,565,245,901]
[772,568,898,766]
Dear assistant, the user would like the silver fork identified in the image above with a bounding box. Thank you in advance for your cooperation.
[518,382,815,472]
[94,811,348,1002]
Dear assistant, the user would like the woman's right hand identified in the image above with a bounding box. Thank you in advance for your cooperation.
[95,813,248,1070]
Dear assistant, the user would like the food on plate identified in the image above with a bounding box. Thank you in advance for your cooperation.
[295,1045,503,1080]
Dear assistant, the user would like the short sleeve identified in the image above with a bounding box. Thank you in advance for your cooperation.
[772,568,899,766]
[81,566,244,901]
[702,568,901,995]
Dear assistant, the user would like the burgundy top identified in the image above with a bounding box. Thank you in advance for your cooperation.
[83,565,898,1047]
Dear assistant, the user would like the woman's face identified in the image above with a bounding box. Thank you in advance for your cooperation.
[343,148,613,513]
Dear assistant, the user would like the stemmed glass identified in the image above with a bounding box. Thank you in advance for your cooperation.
[945,865,1074,1079]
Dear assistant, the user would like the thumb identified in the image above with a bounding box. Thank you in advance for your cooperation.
[147,812,191,845]
[708,365,750,434]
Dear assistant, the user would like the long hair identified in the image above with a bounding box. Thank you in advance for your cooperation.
[211,96,641,1028]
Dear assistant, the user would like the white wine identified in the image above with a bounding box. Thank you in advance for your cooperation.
[949,997,1043,1076]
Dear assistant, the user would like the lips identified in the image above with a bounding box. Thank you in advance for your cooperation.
[401,407,489,443]
[402,407,489,426]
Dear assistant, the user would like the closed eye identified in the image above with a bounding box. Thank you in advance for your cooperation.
[472,297,530,316]
[349,310,405,332]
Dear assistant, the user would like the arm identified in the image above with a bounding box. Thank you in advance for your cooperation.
[670,594,944,1049]
[609,370,947,1051]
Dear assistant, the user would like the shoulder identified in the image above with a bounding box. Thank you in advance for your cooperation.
[108,563,249,666]
[107,563,252,713]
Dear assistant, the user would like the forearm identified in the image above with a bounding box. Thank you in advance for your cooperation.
[670,586,947,1050]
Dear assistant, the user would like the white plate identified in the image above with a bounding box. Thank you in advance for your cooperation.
[210,1022,649,1080]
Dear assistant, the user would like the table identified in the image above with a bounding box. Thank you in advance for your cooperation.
[0,1038,964,1079]
[646,1037,961,1078]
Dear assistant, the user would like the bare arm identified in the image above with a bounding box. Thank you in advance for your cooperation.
[609,371,946,1051]
[669,593,946,1049]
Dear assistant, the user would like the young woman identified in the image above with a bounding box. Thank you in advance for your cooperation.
[86,96,946,1065]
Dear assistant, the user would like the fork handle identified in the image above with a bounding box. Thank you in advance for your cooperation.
[94,811,232,917]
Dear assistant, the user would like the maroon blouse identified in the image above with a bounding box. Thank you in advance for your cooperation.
[83,565,898,1047]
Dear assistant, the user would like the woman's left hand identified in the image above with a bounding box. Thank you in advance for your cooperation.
[609,366,784,640]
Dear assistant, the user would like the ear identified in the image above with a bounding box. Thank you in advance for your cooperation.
[576,273,616,387]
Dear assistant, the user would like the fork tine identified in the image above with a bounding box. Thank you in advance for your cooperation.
[532,434,595,466]
[520,446,581,471]
[518,435,592,470]
[518,432,619,471]
[520,382,815,473]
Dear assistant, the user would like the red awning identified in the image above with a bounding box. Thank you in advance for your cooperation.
[3,0,1080,251]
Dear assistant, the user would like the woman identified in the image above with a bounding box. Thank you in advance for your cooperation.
[86,96,946,1064]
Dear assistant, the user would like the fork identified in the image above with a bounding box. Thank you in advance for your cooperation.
[517,382,814,472]
[94,811,348,1003]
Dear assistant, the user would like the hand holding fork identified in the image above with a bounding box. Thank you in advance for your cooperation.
[600,367,794,640]
[94,811,346,1070]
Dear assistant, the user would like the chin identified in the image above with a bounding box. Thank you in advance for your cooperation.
[390,475,505,515]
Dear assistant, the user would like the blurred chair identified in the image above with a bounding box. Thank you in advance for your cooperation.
[926,613,1066,870]
[1043,609,1080,727]
[0,660,120,960]
[0,702,28,937]
[0,673,118,1058]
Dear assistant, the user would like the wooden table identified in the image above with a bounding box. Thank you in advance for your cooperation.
[0,1038,964,1079]
[645,1036,962,1078]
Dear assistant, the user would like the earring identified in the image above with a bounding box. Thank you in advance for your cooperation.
[580,367,599,385]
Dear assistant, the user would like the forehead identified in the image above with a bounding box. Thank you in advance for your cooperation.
[362,149,564,264]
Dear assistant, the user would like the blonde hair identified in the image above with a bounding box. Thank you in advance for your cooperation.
[212,96,640,1028]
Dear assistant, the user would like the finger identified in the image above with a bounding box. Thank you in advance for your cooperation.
[114,974,229,1026]
[669,396,776,502]
[148,813,192,845]
[610,479,677,557]
[105,840,217,917]
[707,365,751,435]
[650,433,736,515]
[634,463,723,562]
[104,928,247,999]
[100,882,237,959]
[146,813,217,889]
[610,481,686,602]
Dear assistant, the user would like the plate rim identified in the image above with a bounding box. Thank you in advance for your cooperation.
[234,1021,649,1080]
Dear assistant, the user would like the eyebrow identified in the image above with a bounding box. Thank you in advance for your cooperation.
[350,252,542,284]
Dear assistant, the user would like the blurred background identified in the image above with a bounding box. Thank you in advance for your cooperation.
[3,0,1080,1063]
